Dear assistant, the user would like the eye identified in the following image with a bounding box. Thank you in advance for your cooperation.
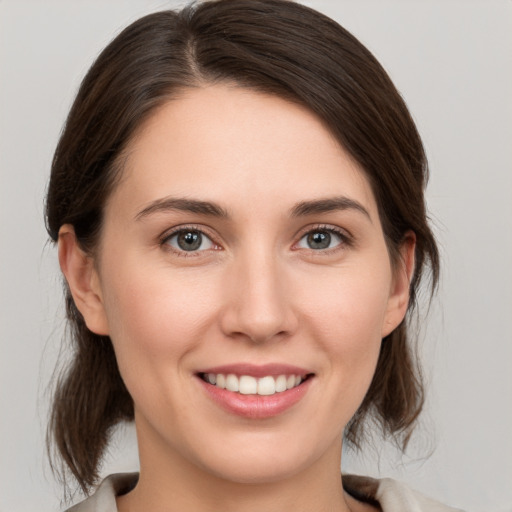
[165,229,215,253]
[296,228,346,251]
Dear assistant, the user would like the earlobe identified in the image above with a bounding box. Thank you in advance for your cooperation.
[382,232,416,338]
[58,225,110,335]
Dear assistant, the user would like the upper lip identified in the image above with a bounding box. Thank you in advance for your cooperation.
[196,363,312,378]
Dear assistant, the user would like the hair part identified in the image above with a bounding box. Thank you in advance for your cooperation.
[46,0,439,494]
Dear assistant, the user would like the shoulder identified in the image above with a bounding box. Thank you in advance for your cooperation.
[65,473,138,512]
[343,474,465,512]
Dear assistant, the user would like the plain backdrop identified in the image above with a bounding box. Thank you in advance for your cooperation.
[0,1,511,511]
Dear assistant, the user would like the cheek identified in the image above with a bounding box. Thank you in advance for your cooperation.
[300,263,391,343]
[297,263,391,389]
[325,293,385,386]
[100,261,223,382]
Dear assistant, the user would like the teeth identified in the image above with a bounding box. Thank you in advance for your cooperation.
[239,375,257,395]
[203,373,305,396]
[216,373,226,389]
[275,375,287,392]
[225,374,239,392]
[257,376,275,395]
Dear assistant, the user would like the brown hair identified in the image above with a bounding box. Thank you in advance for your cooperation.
[46,0,439,494]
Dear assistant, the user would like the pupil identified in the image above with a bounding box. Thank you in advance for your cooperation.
[178,231,202,251]
[308,231,330,250]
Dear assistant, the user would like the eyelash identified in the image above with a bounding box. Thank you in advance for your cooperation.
[159,224,353,258]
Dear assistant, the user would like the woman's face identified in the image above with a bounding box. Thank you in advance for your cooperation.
[70,85,412,484]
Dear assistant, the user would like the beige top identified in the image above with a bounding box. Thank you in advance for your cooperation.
[66,473,464,512]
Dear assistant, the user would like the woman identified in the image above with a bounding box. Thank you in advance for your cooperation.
[45,1,460,511]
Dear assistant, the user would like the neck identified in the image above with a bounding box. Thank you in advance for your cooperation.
[117,424,356,512]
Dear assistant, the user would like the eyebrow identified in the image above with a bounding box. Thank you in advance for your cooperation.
[135,197,229,220]
[135,195,371,222]
[290,196,371,221]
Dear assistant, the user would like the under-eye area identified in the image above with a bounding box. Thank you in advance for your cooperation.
[198,373,314,396]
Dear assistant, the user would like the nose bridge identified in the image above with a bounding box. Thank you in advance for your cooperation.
[222,243,296,343]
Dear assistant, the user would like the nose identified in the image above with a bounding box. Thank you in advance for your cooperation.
[220,248,298,344]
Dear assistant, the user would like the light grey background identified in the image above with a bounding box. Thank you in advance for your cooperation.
[1,1,511,511]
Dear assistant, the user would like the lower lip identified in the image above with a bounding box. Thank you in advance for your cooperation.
[198,376,313,419]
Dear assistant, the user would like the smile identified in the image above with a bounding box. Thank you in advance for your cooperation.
[199,373,306,396]
[196,364,314,418]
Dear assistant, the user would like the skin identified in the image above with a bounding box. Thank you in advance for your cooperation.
[59,84,414,512]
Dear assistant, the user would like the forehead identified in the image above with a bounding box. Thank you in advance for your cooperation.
[108,85,377,219]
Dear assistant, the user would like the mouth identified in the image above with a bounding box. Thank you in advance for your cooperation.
[196,365,314,418]
[198,372,312,396]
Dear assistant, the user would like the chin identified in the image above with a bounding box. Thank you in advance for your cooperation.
[195,436,323,485]
[208,457,308,485]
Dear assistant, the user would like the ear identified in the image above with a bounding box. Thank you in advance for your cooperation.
[58,225,110,335]
[382,231,416,338]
